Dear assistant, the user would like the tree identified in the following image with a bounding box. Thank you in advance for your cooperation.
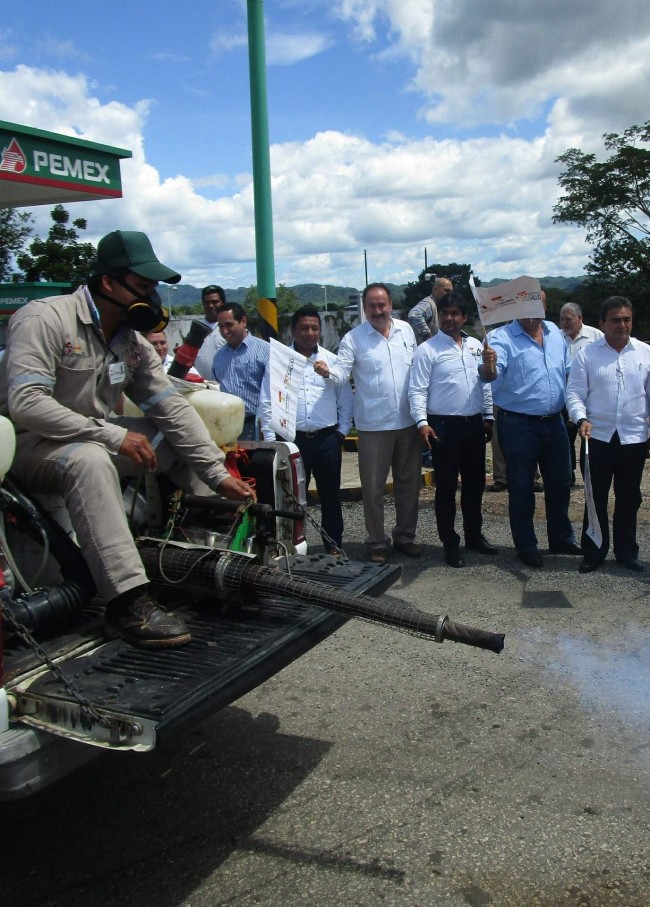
[244,283,300,315]
[0,208,34,281]
[401,262,478,316]
[15,204,97,284]
[553,122,650,296]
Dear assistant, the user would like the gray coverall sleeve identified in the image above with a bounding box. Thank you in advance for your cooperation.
[3,308,128,452]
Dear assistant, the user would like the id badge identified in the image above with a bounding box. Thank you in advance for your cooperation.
[108,361,126,385]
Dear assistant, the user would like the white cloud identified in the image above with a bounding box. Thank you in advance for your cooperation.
[332,0,650,137]
[34,36,89,62]
[209,30,248,56]
[210,28,331,65]
[0,29,19,63]
[266,32,332,65]
[0,61,603,289]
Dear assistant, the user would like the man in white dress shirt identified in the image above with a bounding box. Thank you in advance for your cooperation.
[260,305,353,552]
[566,296,650,573]
[560,302,604,483]
[409,293,497,567]
[314,283,421,564]
[194,284,227,378]
[142,330,200,378]
[560,302,604,357]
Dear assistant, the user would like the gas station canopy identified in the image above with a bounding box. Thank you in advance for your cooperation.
[0,120,131,209]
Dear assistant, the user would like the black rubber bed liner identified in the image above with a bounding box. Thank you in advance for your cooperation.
[13,554,400,741]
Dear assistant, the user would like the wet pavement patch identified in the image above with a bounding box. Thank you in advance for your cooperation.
[521,590,572,608]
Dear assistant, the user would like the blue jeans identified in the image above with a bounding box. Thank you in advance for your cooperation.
[498,410,575,553]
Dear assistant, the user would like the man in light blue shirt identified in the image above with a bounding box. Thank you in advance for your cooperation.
[410,293,496,567]
[480,297,579,568]
[314,283,421,564]
[212,302,269,440]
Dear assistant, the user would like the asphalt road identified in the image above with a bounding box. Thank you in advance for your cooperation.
[2,491,650,907]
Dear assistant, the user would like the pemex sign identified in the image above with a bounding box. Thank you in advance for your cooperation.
[0,120,131,208]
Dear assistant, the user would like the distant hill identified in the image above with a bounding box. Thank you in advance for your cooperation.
[166,282,404,312]
[167,276,585,312]
[482,276,586,291]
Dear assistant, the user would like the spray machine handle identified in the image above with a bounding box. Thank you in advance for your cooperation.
[182,494,304,521]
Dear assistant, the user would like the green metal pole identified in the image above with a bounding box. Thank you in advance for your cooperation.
[247,0,277,340]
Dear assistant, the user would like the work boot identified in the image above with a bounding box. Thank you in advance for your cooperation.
[104,585,191,648]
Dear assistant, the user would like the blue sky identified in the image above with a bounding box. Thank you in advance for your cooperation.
[1,0,650,290]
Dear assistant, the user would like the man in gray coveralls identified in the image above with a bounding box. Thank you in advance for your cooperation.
[0,230,253,648]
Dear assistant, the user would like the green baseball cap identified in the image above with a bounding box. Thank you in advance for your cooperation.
[91,230,181,284]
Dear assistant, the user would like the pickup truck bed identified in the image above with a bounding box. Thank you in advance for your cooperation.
[1,553,399,800]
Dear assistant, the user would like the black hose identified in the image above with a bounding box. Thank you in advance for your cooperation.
[0,479,96,632]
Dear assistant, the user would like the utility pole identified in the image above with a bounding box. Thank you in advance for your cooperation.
[247,0,277,339]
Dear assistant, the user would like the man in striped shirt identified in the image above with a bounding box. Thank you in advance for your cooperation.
[212,303,269,440]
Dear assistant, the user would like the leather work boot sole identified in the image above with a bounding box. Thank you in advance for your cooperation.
[104,587,192,648]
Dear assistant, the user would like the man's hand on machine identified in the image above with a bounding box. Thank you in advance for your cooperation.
[119,431,158,471]
[217,476,257,501]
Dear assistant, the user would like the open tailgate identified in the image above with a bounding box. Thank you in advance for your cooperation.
[10,554,400,751]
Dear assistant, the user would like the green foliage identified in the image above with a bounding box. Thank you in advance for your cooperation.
[540,285,573,324]
[553,122,650,332]
[15,204,96,284]
[401,262,478,317]
[244,283,301,314]
[0,208,34,281]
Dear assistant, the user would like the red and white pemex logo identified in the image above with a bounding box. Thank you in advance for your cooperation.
[0,138,27,173]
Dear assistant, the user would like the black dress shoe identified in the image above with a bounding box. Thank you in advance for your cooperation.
[465,535,500,555]
[549,541,582,556]
[518,549,544,568]
[486,482,507,492]
[444,548,466,568]
[579,560,600,574]
[616,558,645,572]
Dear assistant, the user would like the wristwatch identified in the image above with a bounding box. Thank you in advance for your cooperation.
[576,418,588,428]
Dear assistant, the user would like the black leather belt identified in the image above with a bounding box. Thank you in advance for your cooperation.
[500,410,561,422]
[429,413,483,421]
[295,425,338,438]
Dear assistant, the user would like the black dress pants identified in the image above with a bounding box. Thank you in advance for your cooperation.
[429,413,486,550]
[581,432,646,564]
[295,428,344,549]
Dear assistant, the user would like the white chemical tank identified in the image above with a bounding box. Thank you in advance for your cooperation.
[0,415,16,482]
[123,380,245,446]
